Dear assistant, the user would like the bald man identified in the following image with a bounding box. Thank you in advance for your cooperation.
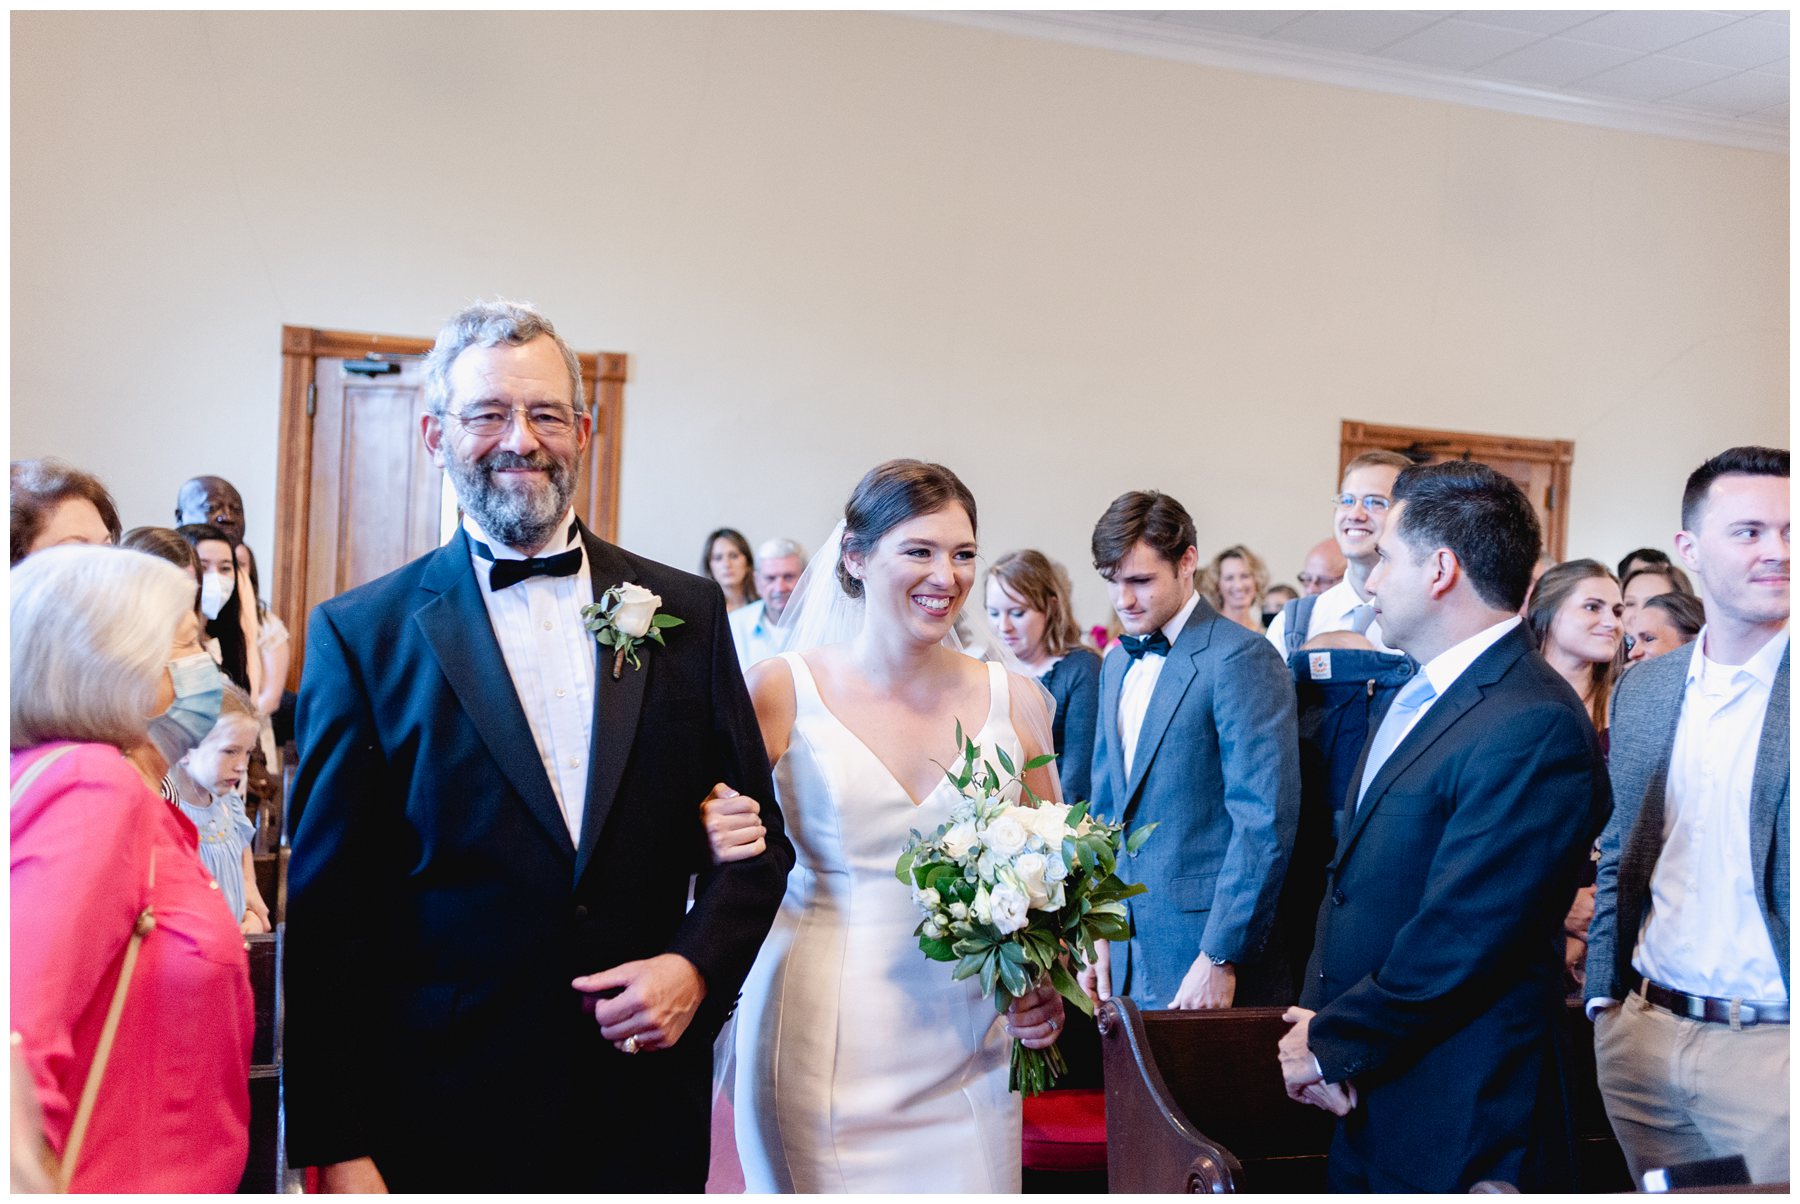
[1298,539,1346,597]
[175,476,246,545]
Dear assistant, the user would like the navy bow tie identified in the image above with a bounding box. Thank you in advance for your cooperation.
[1119,630,1172,660]
[475,542,584,590]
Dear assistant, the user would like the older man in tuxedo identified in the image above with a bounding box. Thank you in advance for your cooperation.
[1278,461,1610,1192]
[1586,446,1789,1186]
[284,300,792,1192]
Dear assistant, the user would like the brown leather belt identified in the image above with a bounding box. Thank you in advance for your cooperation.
[1642,979,1789,1026]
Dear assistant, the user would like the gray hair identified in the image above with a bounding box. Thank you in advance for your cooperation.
[12,546,197,752]
[421,299,585,417]
[756,538,807,562]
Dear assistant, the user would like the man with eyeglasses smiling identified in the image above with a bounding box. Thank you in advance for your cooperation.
[1266,450,1414,657]
[284,299,791,1193]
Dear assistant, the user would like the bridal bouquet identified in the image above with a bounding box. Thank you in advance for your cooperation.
[895,723,1155,1097]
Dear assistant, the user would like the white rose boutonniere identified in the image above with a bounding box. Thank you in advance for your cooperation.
[581,582,685,679]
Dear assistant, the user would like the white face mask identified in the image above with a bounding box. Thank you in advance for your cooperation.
[201,571,236,620]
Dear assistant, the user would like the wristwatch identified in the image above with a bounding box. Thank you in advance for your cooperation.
[1204,951,1232,967]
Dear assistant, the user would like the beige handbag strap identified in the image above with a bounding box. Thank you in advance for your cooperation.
[10,744,77,808]
[13,747,157,1192]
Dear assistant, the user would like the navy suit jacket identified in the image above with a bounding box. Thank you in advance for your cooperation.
[283,526,792,1191]
[1302,625,1610,1192]
[1090,597,1300,1006]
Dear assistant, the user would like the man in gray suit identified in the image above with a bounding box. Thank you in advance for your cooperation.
[1080,490,1299,1008]
[1587,445,1790,1186]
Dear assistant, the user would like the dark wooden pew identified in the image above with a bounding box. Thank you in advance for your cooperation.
[237,926,290,1192]
[1098,997,1630,1193]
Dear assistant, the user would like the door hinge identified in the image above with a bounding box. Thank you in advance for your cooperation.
[306,381,316,418]
[1545,484,1556,509]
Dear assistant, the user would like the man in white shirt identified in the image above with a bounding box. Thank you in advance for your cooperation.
[1267,450,1413,657]
[728,537,805,668]
[1081,490,1299,1010]
[1276,460,1609,1191]
[1586,445,1790,1186]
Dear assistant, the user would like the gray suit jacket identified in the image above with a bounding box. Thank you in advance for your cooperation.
[1586,638,1791,1001]
[1091,597,1301,1006]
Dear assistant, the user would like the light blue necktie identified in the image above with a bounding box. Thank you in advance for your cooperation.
[1355,672,1438,810]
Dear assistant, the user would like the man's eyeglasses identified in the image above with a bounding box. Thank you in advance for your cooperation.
[445,404,580,438]
[1332,493,1391,513]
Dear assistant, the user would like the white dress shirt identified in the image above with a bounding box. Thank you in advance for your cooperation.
[1378,616,1521,752]
[1118,591,1201,779]
[1633,626,1789,1003]
[462,511,597,844]
[1265,578,1397,655]
[728,598,784,669]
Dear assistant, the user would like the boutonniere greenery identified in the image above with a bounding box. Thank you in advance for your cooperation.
[582,583,684,679]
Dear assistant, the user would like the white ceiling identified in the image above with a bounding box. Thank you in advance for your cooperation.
[922,10,1789,152]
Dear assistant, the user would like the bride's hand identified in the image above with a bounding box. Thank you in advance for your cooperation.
[700,782,766,864]
[1004,982,1065,1050]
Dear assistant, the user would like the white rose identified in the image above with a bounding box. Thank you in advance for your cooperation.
[612,583,663,639]
[1043,853,1068,883]
[984,814,1029,858]
[914,887,941,911]
[1013,852,1052,910]
[942,821,978,860]
[989,885,1030,935]
[1029,802,1073,843]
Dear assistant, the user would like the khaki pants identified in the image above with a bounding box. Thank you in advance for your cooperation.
[1594,989,1790,1185]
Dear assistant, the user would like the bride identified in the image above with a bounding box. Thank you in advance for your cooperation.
[703,459,1066,1193]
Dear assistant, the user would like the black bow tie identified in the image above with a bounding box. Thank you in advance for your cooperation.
[474,541,584,590]
[1120,630,1172,660]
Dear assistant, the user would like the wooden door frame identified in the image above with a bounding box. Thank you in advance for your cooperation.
[1339,420,1572,561]
[273,325,628,690]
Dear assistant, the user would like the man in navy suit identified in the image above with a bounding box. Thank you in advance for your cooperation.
[284,301,793,1192]
[1278,461,1609,1192]
[1081,490,1299,1010]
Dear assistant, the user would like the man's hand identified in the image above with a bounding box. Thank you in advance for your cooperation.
[1278,1006,1358,1115]
[319,1157,388,1193]
[1077,939,1112,1009]
[572,953,707,1054]
[1004,982,1065,1050]
[699,783,766,865]
[1170,955,1236,1009]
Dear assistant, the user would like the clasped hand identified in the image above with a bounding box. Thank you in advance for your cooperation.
[1003,982,1064,1050]
[572,954,706,1055]
[1279,1007,1357,1117]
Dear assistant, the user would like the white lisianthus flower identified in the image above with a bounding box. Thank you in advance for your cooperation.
[948,901,968,921]
[990,885,1030,935]
[942,822,978,860]
[914,887,941,911]
[612,583,664,639]
[1013,852,1052,910]
[984,813,1029,858]
[972,885,993,926]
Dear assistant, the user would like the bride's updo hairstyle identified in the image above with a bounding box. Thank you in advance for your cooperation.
[836,459,978,599]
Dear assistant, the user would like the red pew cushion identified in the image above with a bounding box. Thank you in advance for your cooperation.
[1022,1088,1107,1172]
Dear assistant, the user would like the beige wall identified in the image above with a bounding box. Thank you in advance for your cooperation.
[12,11,1786,628]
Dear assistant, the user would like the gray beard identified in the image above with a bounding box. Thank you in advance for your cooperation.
[446,448,579,552]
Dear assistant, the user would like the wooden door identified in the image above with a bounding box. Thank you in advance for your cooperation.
[1340,421,1572,562]
[273,326,628,690]
[304,357,442,607]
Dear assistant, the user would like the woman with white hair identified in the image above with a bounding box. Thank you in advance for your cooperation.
[10,546,253,1192]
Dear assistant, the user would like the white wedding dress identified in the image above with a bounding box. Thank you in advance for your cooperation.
[732,651,1022,1193]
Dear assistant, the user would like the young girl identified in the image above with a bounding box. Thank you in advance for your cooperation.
[171,683,271,934]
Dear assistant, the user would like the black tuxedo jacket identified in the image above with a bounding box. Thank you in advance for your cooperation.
[283,526,792,1191]
[1300,625,1609,1192]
